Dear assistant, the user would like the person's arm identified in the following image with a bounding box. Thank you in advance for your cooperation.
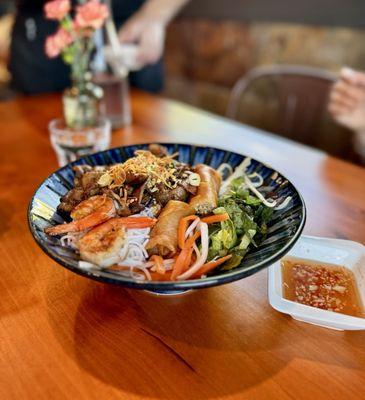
[328,67,365,161]
[135,0,190,25]
[118,0,190,65]
[329,67,365,131]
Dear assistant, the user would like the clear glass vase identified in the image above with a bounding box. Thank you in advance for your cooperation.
[62,76,104,129]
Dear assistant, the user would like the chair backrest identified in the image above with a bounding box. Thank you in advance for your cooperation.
[226,65,353,158]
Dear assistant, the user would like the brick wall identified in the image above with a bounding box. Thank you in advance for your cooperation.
[164,20,365,115]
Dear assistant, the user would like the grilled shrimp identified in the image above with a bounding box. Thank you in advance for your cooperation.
[78,216,157,267]
[78,218,126,267]
[45,195,116,236]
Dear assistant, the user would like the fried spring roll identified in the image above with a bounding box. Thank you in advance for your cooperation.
[189,164,221,215]
[146,200,193,257]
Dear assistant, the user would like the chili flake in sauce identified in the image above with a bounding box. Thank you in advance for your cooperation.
[281,259,364,318]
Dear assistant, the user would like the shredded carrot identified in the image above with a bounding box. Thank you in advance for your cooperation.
[150,255,165,274]
[178,215,199,249]
[192,254,233,278]
[201,213,229,224]
[185,230,201,248]
[172,215,203,280]
[181,247,194,273]
[171,248,191,280]
[108,265,129,272]
[150,271,172,281]
[171,231,201,279]
[119,217,157,229]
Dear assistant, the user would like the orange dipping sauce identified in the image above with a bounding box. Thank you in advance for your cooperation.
[281,259,365,318]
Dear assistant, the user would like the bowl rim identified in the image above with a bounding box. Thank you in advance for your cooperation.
[28,142,307,290]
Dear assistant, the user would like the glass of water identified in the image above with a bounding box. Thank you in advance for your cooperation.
[49,118,111,167]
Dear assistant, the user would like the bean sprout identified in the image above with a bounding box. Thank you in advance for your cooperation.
[275,196,292,210]
[185,217,200,240]
[217,163,233,179]
[219,158,251,195]
[243,175,277,208]
[193,243,200,259]
[247,172,264,188]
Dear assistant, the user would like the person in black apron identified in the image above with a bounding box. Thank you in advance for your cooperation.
[10,0,189,94]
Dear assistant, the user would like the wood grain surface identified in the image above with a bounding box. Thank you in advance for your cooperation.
[0,91,365,400]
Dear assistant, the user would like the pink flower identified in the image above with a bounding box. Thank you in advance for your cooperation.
[45,28,73,58]
[75,0,109,30]
[44,0,71,21]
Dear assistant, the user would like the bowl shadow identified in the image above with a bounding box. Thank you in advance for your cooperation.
[45,267,365,399]
[45,272,294,399]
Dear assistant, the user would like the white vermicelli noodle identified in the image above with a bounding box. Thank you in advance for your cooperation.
[61,232,85,249]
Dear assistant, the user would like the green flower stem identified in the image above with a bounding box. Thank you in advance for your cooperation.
[68,36,94,89]
[60,15,73,31]
[57,1,101,128]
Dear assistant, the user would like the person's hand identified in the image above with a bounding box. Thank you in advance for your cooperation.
[328,67,365,131]
[118,13,165,66]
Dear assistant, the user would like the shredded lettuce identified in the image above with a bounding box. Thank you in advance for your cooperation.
[221,219,237,249]
[221,254,244,270]
[208,231,228,259]
[207,207,237,260]
[206,178,274,272]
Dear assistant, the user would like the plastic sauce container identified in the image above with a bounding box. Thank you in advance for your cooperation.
[268,236,365,330]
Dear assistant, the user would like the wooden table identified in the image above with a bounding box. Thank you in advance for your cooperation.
[1,91,365,400]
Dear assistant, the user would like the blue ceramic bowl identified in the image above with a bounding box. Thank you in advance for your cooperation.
[28,143,306,293]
